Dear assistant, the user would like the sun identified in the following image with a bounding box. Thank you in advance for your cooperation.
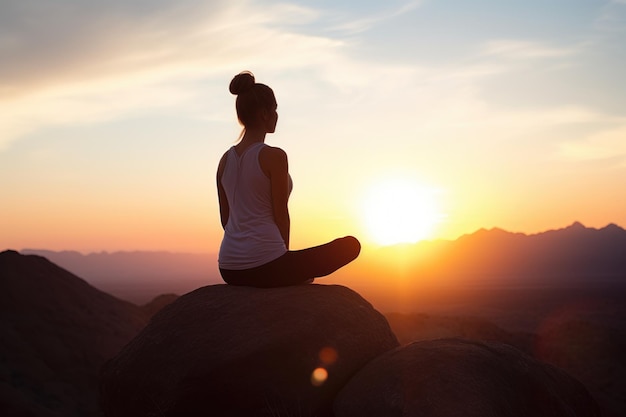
[361,178,444,246]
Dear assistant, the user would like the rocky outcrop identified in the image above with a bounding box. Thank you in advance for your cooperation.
[334,338,601,417]
[141,293,178,317]
[0,250,148,417]
[100,284,399,417]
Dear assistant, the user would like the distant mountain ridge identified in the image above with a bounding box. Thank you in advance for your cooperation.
[18,222,626,299]
[19,249,220,282]
[19,249,222,303]
[372,222,626,286]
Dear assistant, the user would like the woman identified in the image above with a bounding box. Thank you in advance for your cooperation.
[217,71,360,287]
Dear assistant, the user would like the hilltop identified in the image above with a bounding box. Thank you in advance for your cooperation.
[0,250,150,415]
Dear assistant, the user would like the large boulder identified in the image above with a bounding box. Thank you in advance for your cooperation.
[100,284,399,417]
[334,338,600,417]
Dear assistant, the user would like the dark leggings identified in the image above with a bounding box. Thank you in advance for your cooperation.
[220,236,361,288]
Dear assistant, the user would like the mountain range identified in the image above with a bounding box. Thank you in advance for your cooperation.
[18,222,626,305]
[369,221,626,286]
[19,250,221,303]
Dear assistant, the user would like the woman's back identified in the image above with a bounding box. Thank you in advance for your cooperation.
[218,142,290,270]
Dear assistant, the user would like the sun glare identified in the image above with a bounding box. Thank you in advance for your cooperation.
[361,178,444,246]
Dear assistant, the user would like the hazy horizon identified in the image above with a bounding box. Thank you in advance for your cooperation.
[9,219,625,255]
[15,220,626,310]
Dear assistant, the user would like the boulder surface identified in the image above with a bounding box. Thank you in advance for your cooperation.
[334,338,600,417]
[100,284,399,417]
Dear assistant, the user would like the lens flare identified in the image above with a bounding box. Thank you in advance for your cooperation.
[319,347,338,365]
[310,367,328,387]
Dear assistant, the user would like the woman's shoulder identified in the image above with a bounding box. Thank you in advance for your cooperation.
[218,149,231,163]
[217,147,234,174]
[260,144,287,158]
[259,145,288,174]
[260,145,287,164]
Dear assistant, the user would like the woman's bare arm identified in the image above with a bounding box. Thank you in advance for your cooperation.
[216,153,230,229]
[260,146,291,249]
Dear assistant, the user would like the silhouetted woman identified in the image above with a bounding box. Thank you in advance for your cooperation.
[217,71,360,287]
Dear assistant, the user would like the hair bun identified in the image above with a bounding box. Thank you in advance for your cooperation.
[229,71,255,95]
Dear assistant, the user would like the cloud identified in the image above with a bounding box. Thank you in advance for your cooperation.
[481,39,580,61]
[559,124,626,163]
[1,1,206,94]
[0,0,345,150]
[0,0,335,95]
[326,0,422,34]
[1,0,623,163]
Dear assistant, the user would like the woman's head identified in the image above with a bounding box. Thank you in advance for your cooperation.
[230,71,277,134]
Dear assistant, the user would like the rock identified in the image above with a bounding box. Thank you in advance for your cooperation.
[0,250,148,417]
[334,338,601,417]
[100,284,399,417]
[141,293,179,318]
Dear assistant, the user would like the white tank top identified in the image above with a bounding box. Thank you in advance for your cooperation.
[218,142,292,269]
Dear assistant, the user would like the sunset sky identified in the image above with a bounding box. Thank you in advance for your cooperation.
[2,0,625,254]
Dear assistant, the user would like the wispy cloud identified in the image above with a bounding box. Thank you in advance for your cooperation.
[1,0,623,163]
[0,1,338,95]
[326,0,422,34]
[481,39,580,60]
[0,0,343,150]
[559,124,626,163]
